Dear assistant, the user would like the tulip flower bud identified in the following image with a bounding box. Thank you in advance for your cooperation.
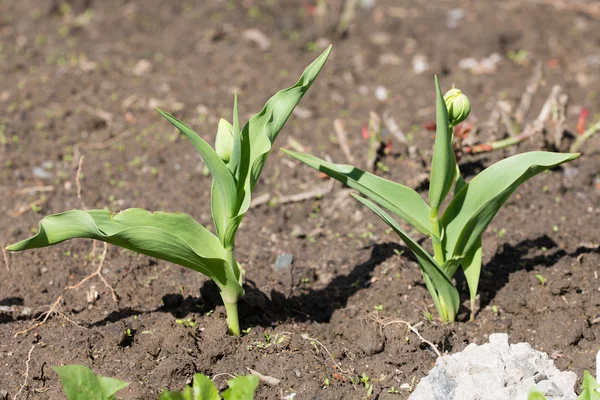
[444,88,471,127]
[215,118,234,163]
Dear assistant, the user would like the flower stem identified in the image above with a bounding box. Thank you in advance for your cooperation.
[430,208,445,266]
[222,247,241,336]
[223,298,240,336]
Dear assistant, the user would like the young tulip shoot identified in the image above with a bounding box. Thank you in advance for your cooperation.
[7,46,332,336]
[283,76,579,323]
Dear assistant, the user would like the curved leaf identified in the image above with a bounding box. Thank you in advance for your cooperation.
[221,375,259,400]
[429,76,456,212]
[461,237,482,321]
[235,46,332,218]
[283,149,433,235]
[54,365,129,400]
[7,209,242,297]
[156,109,238,220]
[352,194,459,322]
[442,151,579,259]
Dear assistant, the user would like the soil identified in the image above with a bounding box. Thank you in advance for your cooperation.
[1,0,599,399]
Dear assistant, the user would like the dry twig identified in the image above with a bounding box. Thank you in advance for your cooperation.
[2,246,9,271]
[367,312,442,358]
[13,344,35,399]
[334,118,355,163]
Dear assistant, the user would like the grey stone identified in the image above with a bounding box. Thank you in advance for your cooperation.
[410,333,577,400]
[274,253,294,270]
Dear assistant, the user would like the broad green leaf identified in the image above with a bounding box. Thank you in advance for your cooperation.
[7,209,243,298]
[54,365,129,400]
[442,151,579,260]
[578,371,600,400]
[221,375,260,400]
[282,149,433,236]
[461,237,482,320]
[229,92,242,178]
[160,388,193,400]
[429,76,456,212]
[156,108,238,220]
[527,387,547,400]
[454,165,467,195]
[352,194,459,322]
[192,374,221,400]
[235,46,332,219]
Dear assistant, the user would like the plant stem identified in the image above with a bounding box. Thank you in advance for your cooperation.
[223,298,240,336]
[570,120,600,153]
[223,247,241,336]
[430,208,445,266]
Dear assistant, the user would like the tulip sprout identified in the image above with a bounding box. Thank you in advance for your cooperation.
[6,47,332,336]
[284,77,579,322]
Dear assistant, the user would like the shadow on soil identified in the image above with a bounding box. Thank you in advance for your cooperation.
[8,237,598,329]
[472,235,600,315]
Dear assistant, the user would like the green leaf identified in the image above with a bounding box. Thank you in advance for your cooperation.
[221,375,260,400]
[282,149,433,236]
[527,386,548,400]
[229,92,242,178]
[192,374,221,400]
[159,388,193,400]
[54,365,129,400]
[7,209,242,298]
[461,237,482,320]
[156,108,238,221]
[234,46,332,218]
[577,371,600,400]
[352,194,459,322]
[429,76,456,212]
[442,151,579,260]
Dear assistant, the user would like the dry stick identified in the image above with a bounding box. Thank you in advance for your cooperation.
[515,63,543,125]
[75,156,87,210]
[301,333,352,377]
[13,296,86,337]
[13,185,54,195]
[465,85,562,154]
[245,367,281,387]
[80,129,134,150]
[64,243,117,303]
[69,156,118,303]
[3,246,9,271]
[553,93,569,149]
[250,180,335,208]
[366,111,381,171]
[334,118,355,163]
[336,0,358,36]
[570,120,600,153]
[13,344,35,400]
[367,312,442,358]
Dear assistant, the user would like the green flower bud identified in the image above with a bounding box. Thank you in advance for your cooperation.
[444,87,471,127]
[215,118,234,163]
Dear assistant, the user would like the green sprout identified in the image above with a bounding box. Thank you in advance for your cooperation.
[536,274,547,286]
[6,47,332,336]
[283,76,579,323]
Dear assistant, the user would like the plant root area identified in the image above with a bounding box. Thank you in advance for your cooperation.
[1,1,599,398]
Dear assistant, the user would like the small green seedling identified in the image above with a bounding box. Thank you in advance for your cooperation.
[6,47,331,336]
[536,274,547,286]
[284,77,579,323]
[54,365,129,400]
[54,364,259,400]
[160,373,259,400]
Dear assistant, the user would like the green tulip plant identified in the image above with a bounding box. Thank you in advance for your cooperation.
[7,47,332,336]
[283,77,579,323]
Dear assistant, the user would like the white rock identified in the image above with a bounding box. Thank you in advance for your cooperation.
[410,334,577,400]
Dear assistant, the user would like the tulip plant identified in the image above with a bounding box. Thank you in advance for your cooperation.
[7,47,332,336]
[283,77,579,322]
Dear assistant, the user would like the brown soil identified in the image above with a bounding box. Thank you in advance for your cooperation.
[1,0,599,399]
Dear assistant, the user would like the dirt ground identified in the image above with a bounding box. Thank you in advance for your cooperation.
[1,0,599,399]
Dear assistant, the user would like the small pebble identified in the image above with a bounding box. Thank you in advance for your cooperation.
[274,253,294,270]
[375,86,388,101]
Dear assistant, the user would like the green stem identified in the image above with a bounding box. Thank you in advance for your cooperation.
[570,120,600,153]
[223,298,240,336]
[430,208,445,266]
[223,247,241,336]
